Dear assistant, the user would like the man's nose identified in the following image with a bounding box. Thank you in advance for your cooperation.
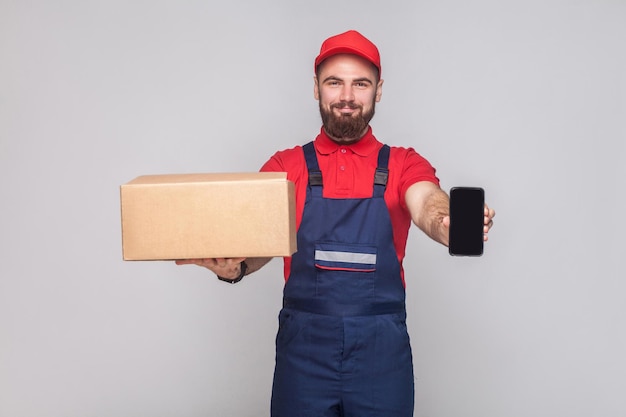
[340,85,355,102]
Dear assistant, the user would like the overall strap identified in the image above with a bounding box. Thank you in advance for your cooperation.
[373,144,390,198]
[302,141,323,197]
[303,141,322,184]
[303,141,390,198]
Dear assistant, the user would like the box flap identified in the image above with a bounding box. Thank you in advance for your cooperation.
[123,172,287,186]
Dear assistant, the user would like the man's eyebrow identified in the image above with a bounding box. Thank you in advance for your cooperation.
[321,76,374,84]
[322,76,343,83]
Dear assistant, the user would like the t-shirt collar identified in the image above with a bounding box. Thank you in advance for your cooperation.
[315,126,378,156]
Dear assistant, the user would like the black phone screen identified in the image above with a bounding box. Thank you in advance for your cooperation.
[449,187,485,256]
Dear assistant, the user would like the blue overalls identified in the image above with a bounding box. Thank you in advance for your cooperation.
[271,142,415,417]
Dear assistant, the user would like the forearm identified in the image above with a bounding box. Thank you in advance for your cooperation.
[406,182,450,247]
[243,257,273,275]
[417,188,450,246]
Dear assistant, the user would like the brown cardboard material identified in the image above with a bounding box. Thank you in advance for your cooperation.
[120,172,297,260]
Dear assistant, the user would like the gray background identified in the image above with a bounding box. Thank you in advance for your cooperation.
[1,1,624,416]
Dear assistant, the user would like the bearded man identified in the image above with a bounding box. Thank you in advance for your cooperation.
[177,30,495,417]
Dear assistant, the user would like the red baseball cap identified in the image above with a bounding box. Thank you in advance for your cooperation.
[314,30,381,76]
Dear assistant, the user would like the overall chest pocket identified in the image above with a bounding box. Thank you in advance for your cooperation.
[314,242,377,272]
[314,242,378,299]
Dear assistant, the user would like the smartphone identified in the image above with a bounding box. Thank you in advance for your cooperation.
[449,187,485,256]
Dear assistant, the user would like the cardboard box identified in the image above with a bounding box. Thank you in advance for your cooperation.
[120,172,297,260]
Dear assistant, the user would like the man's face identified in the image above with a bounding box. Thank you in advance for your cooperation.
[314,54,383,143]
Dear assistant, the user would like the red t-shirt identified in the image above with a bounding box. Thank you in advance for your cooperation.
[260,127,440,284]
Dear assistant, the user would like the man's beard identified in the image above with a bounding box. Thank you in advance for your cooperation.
[319,100,375,142]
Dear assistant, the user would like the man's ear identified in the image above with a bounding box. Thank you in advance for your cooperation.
[313,76,320,100]
[375,79,384,102]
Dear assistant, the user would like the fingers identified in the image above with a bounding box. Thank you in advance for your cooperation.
[483,205,495,226]
[174,257,246,270]
[442,215,450,228]
[212,257,246,267]
[482,204,495,241]
[174,259,199,265]
[174,258,215,267]
[484,205,496,219]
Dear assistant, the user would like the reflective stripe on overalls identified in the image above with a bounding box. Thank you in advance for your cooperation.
[271,142,415,417]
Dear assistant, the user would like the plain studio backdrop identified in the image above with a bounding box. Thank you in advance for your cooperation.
[1,1,624,416]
